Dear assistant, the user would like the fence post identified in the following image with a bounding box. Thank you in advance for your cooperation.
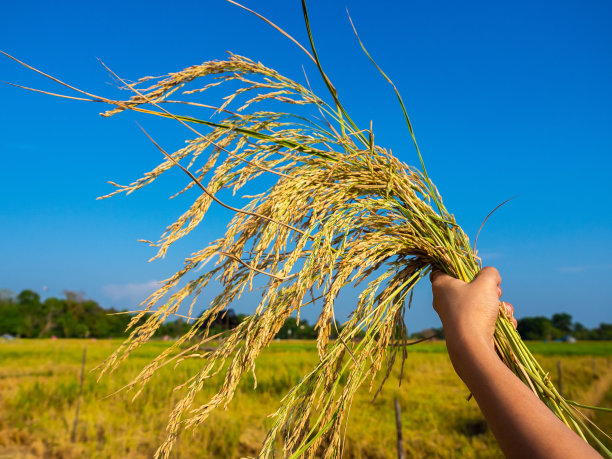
[394,397,405,459]
[71,347,87,442]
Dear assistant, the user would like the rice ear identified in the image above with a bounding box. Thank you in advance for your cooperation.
[2,2,609,458]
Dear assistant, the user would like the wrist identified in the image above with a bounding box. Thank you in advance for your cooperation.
[444,329,498,383]
[444,322,493,355]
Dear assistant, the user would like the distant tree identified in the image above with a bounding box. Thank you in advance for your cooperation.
[572,322,589,340]
[596,323,612,340]
[194,308,248,336]
[63,290,85,303]
[1,289,609,341]
[0,289,14,301]
[276,317,317,339]
[158,318,191,337]
[1,289,135,338]
[551,313,572,334]
[433,327,445,339]
[517,316,559,340]
[0,301,27,336]
[17,289,40,305]
[516,315,610,341]
[212,309,240,330]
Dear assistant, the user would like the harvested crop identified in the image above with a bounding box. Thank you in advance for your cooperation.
[3,1,610,457]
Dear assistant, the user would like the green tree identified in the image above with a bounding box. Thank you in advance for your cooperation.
[551,313,572,334]
[276,317,317,339]
[596,323,612,340]
[17,289,40,305]
[517,316,559,340]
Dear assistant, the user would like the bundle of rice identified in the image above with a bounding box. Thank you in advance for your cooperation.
[3,1,609,457]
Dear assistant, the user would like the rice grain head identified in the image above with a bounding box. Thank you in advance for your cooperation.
[2,2,610,457]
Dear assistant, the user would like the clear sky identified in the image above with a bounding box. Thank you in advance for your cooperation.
[1,0,610,333]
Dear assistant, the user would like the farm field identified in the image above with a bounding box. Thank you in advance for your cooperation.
[0,339,610,458]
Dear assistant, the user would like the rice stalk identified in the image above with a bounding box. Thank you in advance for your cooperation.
[2,1,610,457]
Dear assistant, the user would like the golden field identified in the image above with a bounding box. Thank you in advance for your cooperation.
[0,339,610,458]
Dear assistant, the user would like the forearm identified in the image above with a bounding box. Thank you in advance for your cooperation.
[448,336,599,459]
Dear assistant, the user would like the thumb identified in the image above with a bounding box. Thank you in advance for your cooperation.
[471,266,501,289]
[430,269,463,289]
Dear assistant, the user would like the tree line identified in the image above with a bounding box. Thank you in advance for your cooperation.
[0,289,191,338]
[0,289,609,340]
[516,313,611,341]
[0,289,323,339]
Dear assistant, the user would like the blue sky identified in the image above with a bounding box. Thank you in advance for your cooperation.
[1,0,610,332]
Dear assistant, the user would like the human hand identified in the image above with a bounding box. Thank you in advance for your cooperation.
[430,268,600,459]
[430,268,601,458]
[430,267,516,372]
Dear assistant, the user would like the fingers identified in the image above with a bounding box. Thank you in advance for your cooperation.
[430,269,446,283]
[432,266,501,287]
[473,266,501,288]
[430,269,465,286]
[502,301,513,317]
[430,269,453,287]
[501,301,518,329]
[430,270,465,299]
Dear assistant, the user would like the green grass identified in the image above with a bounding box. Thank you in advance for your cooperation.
[525,341,612,356]
[593,382,612,454]
[0,339,610,458]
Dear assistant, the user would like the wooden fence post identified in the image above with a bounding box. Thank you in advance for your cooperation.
[71,347,87,442]
[394,397,405,459]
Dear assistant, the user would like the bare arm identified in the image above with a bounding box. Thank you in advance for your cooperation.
[431,267,599,459]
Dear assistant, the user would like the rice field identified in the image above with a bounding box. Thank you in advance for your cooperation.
[0,339,610,458]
